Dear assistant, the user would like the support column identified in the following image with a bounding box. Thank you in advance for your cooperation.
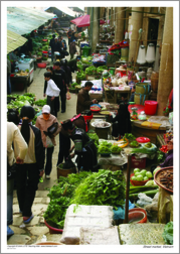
[91,7,99,53]
[100,7,105,19]
[115,7,125,43]
[106,7,109,22]
[110,7,114,26]
[157,7,173,116]
[128,7,144,62]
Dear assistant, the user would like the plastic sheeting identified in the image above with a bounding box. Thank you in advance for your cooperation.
[7,30,27,54]
[7,7,55,35]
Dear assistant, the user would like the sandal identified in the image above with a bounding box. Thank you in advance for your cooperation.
[23,214,34,224]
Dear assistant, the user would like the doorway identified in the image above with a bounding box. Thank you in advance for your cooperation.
[147,18,159,48]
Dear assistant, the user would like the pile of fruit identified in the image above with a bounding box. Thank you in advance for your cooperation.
[131,168,153,182]
[160,145,168,153]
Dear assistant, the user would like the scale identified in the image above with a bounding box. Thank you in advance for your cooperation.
[130,107,138,120]
[138,111,147,121]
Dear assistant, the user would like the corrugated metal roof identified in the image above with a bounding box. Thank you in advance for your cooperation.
[7,30,27,54]
[45,7,76,17]
[7,7,55,35]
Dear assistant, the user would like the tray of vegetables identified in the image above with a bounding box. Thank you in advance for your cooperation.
[98,140,112,156]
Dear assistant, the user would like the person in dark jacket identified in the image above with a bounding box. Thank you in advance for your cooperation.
[66,27,73,45]
[57,110,93,166]
[49,34,56,62]
[110,102,131,139]
[61,119,98,172]
[60,59,72,86]
[15,106,45,224]
[69,40,77,60]
[53,61,68,113]
[76,81,97,114]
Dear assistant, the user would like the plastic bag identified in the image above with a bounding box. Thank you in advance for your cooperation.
[45,136,54,148]
[137,193,153,207]
[66,92,71,100]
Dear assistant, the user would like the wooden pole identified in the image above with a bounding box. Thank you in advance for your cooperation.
[124,154,131,223]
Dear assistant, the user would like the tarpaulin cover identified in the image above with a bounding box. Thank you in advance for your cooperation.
[71,14,105,27]
[7,30,27,54]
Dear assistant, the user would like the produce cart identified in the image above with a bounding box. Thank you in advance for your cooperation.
[10,73,30,93]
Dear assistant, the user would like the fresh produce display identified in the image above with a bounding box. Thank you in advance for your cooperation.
[71,82,79,89]
[16,70,29,76]
[77,61,83,70]
[157,151,166,163]
[44,172,91,229]
[81,57,92,65]
[97,65,108,73]
[160,145,168,153]
[24,93,35,98]
[33,99,47,107]
[76,71,86,81]
[100,140,112,148]
[87,132,99,148]
[153,166,161,176]
[162,221,173,245]
[129,184,159,198]
[111,145,122,154]
[85,65,97,75]
[98,145,112,154]
[123,133,136,141]
[113,138,129,148]
[144,142,153,148]
[159,169,173,190]
[71,169,126,208]
[131,168,153,182]
[164,131,173,141]
[145,180,156,186]
[130,146,157,155]
[129,140,140,147]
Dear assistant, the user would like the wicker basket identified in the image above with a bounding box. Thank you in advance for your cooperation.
[57,166,76,179]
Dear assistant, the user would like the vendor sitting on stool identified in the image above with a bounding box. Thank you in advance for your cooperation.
[61,119,98,172]
[110,102,131,140]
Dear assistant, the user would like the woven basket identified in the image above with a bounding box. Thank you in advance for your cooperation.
[57,166,76,179]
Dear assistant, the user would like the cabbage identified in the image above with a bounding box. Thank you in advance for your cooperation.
[134,168,140,174]
[146,171,153,178]
[145,180,156,186]
[140,169,147,177]
[136,175,144,181]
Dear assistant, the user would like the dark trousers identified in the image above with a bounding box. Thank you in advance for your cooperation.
[16,163,39,217]
[60,90,66,112]
[57,132,71,166]
[44,146,54,175]
[47,96,55,115]
[7,74,11,95]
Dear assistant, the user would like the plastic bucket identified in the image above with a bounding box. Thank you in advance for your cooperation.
[134,93,149,105]
[136,83,150,94]
[128,208,147,224]
[144,100,158,115]
[44,220,63,234]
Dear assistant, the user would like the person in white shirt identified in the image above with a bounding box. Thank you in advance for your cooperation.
[44,72,60,117]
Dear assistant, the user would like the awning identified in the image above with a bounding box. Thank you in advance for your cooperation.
[7,30,27,54]
[71,15,106,27]
[45,7,76,17]
[7,7,55,35]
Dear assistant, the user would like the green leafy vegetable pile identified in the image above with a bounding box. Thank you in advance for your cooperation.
[97,65,108,74]
[71,169,126,208]
[85,66,97,75]
[43,172,91,229]
[34,99,47,107]
[157,150,166,163]
[87,132,99,148]
[98,140,112,154]
[71,82,79,89]
[162,221,173,245]
[123,133,136,141]
[111,145,122,153]
[77,60,83,70]
[76,71,86,81]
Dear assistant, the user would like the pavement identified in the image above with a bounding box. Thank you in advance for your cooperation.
[8,37,78,245]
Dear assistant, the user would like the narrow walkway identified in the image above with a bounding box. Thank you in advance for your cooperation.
[8,50,78,244]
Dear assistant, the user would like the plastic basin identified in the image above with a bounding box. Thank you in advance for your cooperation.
[130,173,150,186]
[37,63,47,68]
[44,220,63,234]
[128,208,147,224]
[144,100,158,115]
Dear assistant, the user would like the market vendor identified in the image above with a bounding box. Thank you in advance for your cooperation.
[110,102,131,139]
[159,140,173,168]
[57,110,93,166]
[76,81,97,114]
[61,119,98,172]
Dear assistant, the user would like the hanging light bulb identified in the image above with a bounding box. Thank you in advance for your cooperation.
[146,43,156,63]
[153,44,160,72]
[137,45,146,65]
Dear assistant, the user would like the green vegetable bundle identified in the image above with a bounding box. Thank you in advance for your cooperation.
[130,147,157,155]
[71,82,79,89]
[97,65,107,73]
[34,99,47,107]
[37,52,42,56]
[123,133,136,141]
[87,132,99,148]
[111,145,122,153]
[77,61,83,70]
[18,95,35,105]
[76,71,86,81]
[71,169,126,208]
[85,65,97,75]
[100,140,112,148]
[129,185,159,198]
[162,221,173,245]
